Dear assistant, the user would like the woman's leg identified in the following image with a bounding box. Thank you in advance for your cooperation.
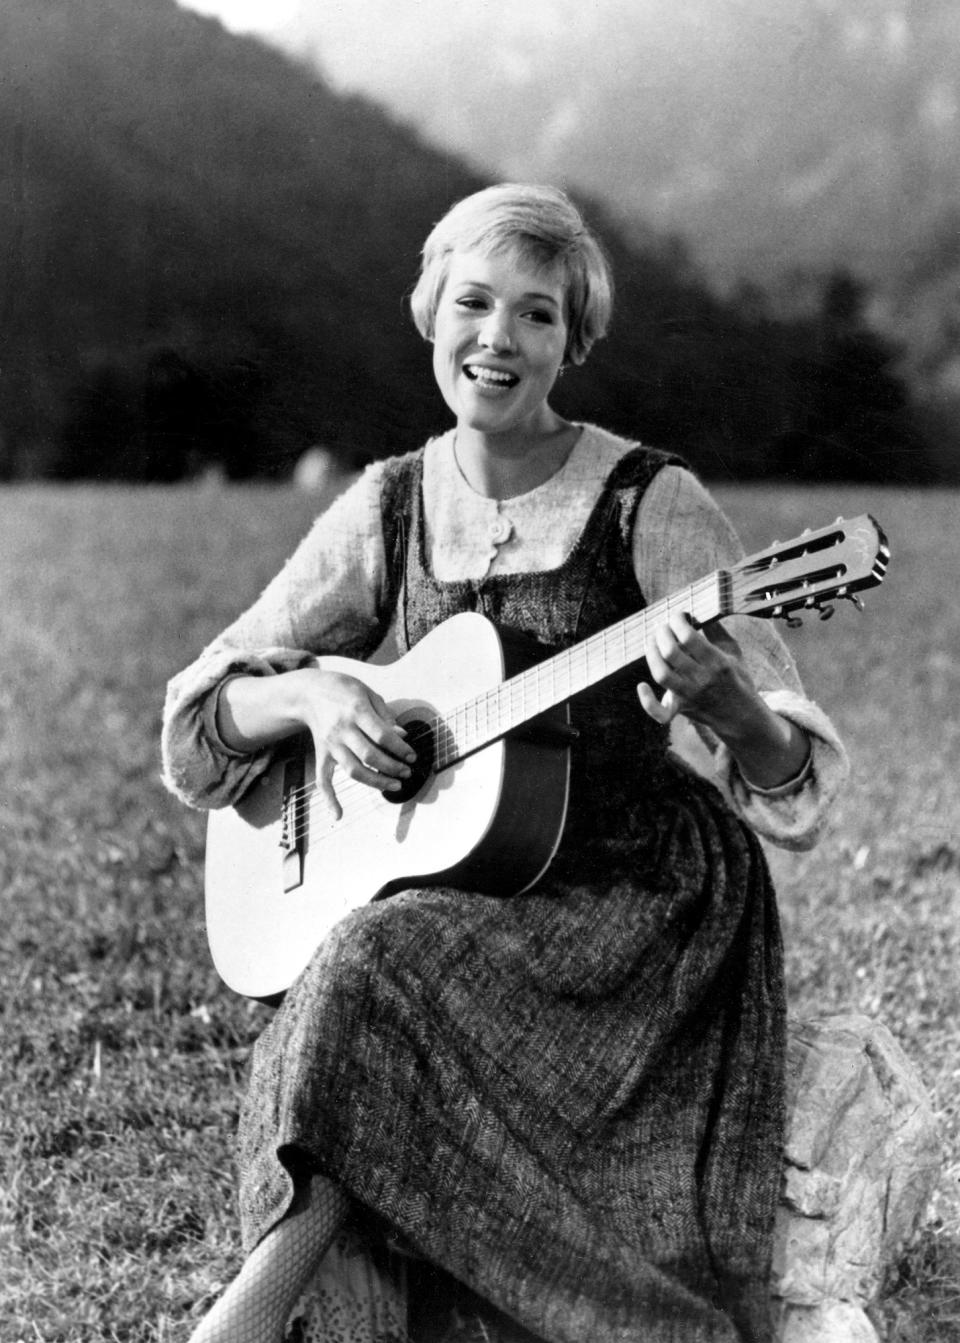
[188,1173,349,1343]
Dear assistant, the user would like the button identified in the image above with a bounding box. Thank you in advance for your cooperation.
[490,514,513,544]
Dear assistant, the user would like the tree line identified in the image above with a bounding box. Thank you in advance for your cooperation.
[0,0,941,484]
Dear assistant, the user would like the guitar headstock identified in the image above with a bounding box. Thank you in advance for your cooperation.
[727,514,890,624]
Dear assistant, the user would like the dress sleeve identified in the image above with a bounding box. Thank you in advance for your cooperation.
[161,464,391,811]
[633,464,849,850]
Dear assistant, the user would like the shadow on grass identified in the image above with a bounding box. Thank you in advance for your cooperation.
[877,1225,960,1342]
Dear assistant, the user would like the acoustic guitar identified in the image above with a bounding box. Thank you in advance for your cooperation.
[205,513,889,1000]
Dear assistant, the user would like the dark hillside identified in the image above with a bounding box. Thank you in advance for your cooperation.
[0,0,931,480]
[0,0,484,476]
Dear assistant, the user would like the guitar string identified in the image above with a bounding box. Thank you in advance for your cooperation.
[279,550,848,843]
[278,524,869,823]
[278,557,840,842]
[279,540,865,844]
[280,571,727,844]
[281,569,721,823]
[283,568,724,814]
[281,554,861,848]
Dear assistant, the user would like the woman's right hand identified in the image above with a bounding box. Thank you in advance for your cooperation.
[290,669,417,819]
[216,668,417,820]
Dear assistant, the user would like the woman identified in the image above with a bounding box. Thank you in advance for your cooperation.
[163,183,848,1343]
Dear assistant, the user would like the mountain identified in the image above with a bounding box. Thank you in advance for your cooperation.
[0,0,490,476]
[280,0,960,408]
[281,0,959,280]
[0,0,935,481]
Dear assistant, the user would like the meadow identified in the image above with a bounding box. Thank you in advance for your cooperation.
[0,481,957,1342]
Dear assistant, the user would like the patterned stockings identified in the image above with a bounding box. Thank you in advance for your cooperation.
[188,1174,349,1343]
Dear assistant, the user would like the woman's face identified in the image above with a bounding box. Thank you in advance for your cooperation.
[431,247,569,441]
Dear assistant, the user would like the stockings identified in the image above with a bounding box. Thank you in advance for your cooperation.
[189,1174,349,1343]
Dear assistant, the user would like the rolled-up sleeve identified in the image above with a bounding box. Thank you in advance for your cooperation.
[634,465,850,850]
[161,464,390,810]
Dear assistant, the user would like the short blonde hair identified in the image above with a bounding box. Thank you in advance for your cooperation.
[409,183,614,366]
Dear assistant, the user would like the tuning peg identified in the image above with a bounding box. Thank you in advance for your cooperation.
[818,603,835,621]
[782,612,803,629]
[841,592,865,612]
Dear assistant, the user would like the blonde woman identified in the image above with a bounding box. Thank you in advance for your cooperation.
[164,183,847,1343]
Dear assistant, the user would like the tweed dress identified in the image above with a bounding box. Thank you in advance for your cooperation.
[236,446,786,1343]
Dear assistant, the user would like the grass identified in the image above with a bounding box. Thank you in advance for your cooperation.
[0,480,958,1341]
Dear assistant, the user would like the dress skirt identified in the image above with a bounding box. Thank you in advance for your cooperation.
[237,766,785,1343]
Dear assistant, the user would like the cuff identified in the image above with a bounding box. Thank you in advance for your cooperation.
[713,689,849,851]
[203,673,258,760]
[740,739,814,798]
[162,644,316,809]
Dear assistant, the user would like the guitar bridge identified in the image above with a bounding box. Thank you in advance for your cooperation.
[278,756,306,892]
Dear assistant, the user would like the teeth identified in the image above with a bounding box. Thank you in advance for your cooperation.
[466,365,517,387]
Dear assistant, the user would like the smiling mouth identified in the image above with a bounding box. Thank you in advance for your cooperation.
[463,364,520,390]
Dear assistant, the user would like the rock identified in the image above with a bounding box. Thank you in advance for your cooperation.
[776,1300,880,1343]
[772,1015,941,1338]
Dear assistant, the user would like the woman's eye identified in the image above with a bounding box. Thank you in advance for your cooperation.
[526,310,554,324]
[455,297,486,311]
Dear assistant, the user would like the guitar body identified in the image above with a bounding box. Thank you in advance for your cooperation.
[204,612,572,1000]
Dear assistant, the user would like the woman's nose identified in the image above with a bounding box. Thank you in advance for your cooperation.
[479,311,514,353]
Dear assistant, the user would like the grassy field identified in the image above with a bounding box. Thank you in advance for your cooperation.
[0,481,957,1341]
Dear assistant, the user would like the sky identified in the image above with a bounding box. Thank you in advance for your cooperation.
[175,0,741,84]
[171,0,771,182]
[177,0,300,34]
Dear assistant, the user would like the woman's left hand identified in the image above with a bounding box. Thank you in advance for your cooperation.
[637,612,811,789]
[637,612,756,736]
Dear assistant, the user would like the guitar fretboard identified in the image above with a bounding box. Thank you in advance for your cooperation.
[431,571,728,770]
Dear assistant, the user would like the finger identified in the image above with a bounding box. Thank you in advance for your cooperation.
[644,637,669,687]
[669,612,721,666]
[667,611,700,647]
[339,731,411,790]
[367,688,404,729]
[650,625,696,680]
[645,621,674,670]
[314,755,343,823]
[357,696,418,764]
[637,680,677,725]
[653,620,698,669]
[637,681,677,724]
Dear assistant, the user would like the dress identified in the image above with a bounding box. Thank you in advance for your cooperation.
[162,427,849,1343]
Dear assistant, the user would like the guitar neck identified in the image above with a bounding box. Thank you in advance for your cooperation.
[433,570,728,770]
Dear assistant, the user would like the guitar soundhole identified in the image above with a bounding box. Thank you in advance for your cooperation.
[385,717,434,805]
